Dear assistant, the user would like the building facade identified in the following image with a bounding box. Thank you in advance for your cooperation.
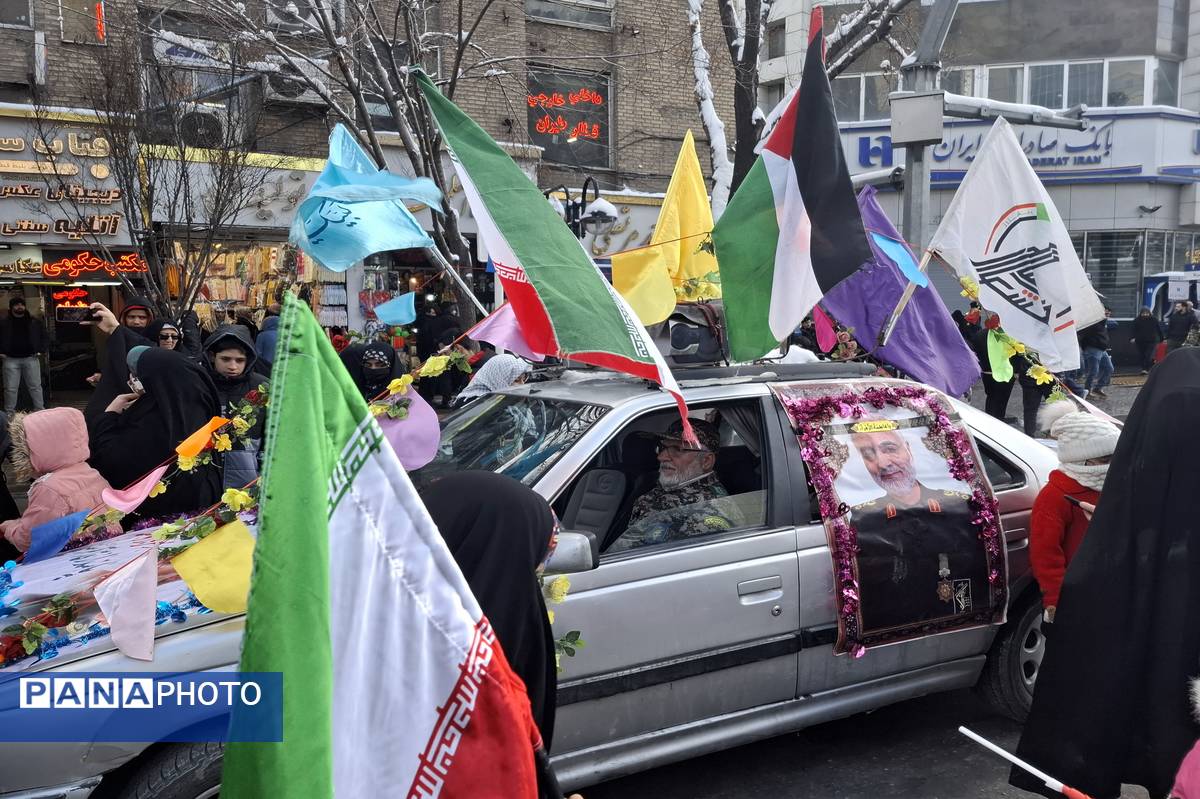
[763,0,1200,364]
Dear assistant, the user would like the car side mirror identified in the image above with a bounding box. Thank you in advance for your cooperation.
[543,530,599,574]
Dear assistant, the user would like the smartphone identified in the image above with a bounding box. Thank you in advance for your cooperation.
[56,306,95,323]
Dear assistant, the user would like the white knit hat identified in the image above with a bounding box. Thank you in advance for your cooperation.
[1051,411,1121,464]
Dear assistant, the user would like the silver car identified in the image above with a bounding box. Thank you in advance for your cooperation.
[0,363,1056,798]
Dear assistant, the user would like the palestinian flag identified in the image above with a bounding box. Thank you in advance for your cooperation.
[221,294,540,797]
[712,6,873,362]
[416,72,694,438]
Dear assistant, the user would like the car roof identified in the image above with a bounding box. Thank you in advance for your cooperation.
[512,362,879,407]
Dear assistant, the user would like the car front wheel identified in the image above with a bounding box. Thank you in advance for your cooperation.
[976,594,1045,721]
[113,742,223,799]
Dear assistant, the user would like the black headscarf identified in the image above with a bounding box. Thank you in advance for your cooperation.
[145,319,182,351]
[421,471,558,749]
[339,341,402,400]
[1012,348,1200,799]
[84,325,154,427]
[88,347,222,520]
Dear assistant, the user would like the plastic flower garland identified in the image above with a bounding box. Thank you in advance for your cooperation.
[775,384,1007,657]
[540,575,585,672]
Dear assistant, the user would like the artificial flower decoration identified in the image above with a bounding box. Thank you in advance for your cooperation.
[545,575,571,604]
[547,609,555,624]
[418,355,449,377]
[221,488,255,512]
[370,404,388,417]
[212,433,232,453]
[231,417,251,435]
[959,276,980,300]
[148,481,167,499]
[983,314,1002,331]
[963,309,981,325]
[177,454,197,472]
[1028,364,1054,385]
[388,375,414,395]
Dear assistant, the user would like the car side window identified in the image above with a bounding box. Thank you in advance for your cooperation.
[554,402,770,557]
[977,441,1026,491]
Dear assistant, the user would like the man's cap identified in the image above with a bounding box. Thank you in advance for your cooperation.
[647,418,720,453]
[8,297,25,308]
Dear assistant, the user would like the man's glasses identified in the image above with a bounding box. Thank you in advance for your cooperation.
[159,333,180,341]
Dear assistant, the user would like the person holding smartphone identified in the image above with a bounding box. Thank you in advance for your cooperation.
[0,296,47,417]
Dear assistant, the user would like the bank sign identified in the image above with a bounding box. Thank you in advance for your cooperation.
[844,108,1200,186]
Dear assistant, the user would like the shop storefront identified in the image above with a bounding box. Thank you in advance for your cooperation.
[0,110,142,396]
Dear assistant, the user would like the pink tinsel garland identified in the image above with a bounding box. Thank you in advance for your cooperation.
[776,383,1007,657]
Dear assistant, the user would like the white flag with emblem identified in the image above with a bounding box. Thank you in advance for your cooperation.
[928,117,1104,372]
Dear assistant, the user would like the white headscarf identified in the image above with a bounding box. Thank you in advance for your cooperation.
[456,354,532,404]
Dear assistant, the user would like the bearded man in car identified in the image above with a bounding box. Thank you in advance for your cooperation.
[610,419,738,552]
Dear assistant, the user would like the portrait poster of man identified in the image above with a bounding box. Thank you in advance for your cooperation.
[773,383,1007,652]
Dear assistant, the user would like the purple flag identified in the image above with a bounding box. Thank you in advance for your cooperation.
[821,186,980,396]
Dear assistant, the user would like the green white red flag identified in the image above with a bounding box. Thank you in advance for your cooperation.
[221,294,540,798]
[712,7,872,362]
[416,72,694,438]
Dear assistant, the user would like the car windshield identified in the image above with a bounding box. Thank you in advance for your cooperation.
[410,394,608,489]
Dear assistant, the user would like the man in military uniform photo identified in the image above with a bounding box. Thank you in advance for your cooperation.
[609,419,739,552]
[847,425,989,631]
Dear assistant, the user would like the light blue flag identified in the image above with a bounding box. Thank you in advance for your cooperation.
[24,510,88,564]
[375,292,417,325]
[290,125,444,271]
[869,231,928,288]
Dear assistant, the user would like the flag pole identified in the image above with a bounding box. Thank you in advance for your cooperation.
[423,246,489,317]
[957,727,1095,799]
[876,250,933,348]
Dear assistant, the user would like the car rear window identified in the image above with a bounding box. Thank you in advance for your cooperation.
[410,394,608,489]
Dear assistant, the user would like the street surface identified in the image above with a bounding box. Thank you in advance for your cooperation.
[584,689,1150,798]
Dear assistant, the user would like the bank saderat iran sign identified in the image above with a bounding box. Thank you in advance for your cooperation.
[845,107,1200,186]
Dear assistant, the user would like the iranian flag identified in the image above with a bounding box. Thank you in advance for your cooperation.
[416,72,694,437]
[712,7,873,362]
[221,295,540,798]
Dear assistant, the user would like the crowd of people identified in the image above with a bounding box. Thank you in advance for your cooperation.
[0,298,277,560]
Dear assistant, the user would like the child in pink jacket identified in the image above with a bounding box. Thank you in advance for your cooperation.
[0,407,111,552]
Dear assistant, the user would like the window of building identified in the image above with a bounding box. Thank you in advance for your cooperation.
[1106,59,1145,106]
[1154,59,1180,106]
[525,0,613,30]
[1168,231,1197,271]
[940,67,975,97]
[987,65,1023,103]
[527,66,610,169]
[1144,231,1167,276]
[1080,231,1144,318]
[1066,61,1103,107]
[832,75,861,121]
[0,0,30,27]
[0,81,28,102]
[1028,63,1064,108]
[61,0,106,44]
[362,42,440,130]
[862,74,893,120]
[761,80,785,112]
[766,21,786,60]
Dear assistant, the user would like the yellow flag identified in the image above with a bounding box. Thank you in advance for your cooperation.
[611,130,718,325]
[171,520,256,613]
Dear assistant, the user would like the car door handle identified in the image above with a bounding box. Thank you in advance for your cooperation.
[737,576,783,596]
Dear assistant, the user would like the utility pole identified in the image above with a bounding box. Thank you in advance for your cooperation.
[896,0,959,253]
